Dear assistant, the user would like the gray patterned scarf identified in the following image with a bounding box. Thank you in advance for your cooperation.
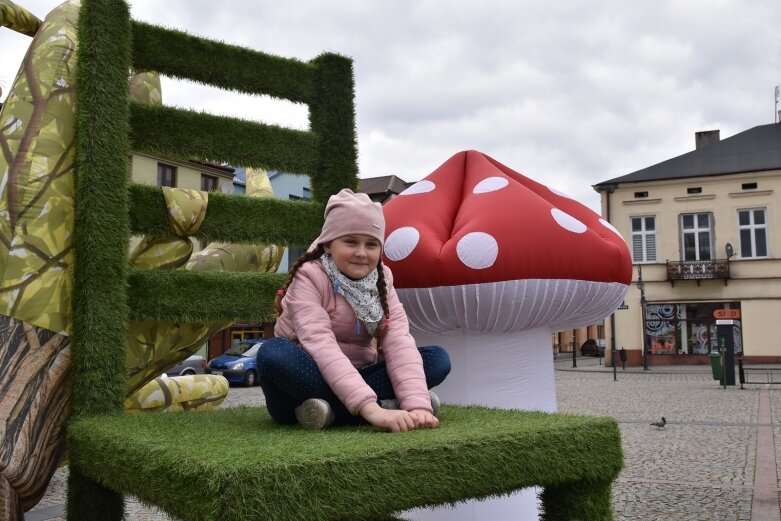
[319,254,383,335]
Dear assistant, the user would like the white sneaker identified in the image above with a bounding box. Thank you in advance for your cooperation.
[295,398,335,430]
[379,398,399,410]
[428,391,440,415]
[380,391,440,415]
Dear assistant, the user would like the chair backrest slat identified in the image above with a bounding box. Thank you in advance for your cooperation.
[130,104,320,176]
[132,21,316,104]
[128,183,323,245]
[128,269,287,324]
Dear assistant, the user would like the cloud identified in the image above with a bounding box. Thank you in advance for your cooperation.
[2,0,779,214]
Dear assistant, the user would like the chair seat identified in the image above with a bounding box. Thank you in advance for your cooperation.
[67,405,622,521]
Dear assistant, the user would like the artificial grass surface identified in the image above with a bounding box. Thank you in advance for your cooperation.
[128,183,324,245]
[68,405,622,521]
[131,21,315,104]
[73,0,132,418]
[131,103,319,175]
[308,53,359,202]
[71,0,133,515]
[128,269,287,323]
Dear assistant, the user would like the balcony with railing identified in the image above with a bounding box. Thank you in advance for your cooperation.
[666,259,730,286]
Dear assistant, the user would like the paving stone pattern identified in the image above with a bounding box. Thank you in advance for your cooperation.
[30,359,768,520]
[613,482,752,521]
[766,389,781,490]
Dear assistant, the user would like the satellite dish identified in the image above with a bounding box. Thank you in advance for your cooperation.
[220,182,235,194]
[725,243,734,258]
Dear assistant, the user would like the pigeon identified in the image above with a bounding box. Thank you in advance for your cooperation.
[650,417,666,429]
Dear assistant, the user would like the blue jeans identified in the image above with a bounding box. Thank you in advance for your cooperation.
[256,337,451,425]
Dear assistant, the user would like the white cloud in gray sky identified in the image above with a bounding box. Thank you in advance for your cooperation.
[2,0,780,212]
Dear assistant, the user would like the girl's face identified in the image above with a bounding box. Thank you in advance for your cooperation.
[325,234,381,280]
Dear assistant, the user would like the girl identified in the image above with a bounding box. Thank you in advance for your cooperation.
[257,189,450,431]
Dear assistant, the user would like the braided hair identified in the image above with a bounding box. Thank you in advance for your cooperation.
[273,245,325,316]
[275,246,391,339]
[374,258,390,339]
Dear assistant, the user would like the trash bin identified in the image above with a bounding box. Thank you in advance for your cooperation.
[709,351,722,381]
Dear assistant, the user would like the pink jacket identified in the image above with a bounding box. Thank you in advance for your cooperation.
[274,261,432,415]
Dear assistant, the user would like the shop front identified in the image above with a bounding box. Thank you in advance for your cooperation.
[645,302,742,365]
[208,323,274,359]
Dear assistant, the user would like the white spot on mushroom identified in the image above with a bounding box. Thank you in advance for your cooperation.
[456,232,498,269]
[551,208,587,234]
[473,176,509,194]
[599,218,623,238]
[549,186,575,199]
[400,180,435,195]
[385,227,420,261]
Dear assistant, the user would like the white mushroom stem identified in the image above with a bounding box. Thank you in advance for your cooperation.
[416,327,556,411]
[401,327,555,521]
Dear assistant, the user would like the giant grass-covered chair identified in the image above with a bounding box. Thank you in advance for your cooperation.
[65,1,623,519]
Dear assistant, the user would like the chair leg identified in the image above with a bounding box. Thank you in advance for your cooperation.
[540,480,614,521]
[67,470,124,521]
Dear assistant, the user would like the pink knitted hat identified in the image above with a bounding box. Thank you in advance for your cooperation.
[310,189,385,250]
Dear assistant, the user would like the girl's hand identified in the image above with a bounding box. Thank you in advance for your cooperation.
[360,402,416,432]
[409,409,439,429]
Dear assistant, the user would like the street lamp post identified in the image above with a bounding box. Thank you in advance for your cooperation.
[571,328,577,368]
[637,265,649,371]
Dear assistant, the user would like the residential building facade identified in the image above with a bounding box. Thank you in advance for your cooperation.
[130,152,236,193]
[269,171,313,272]
[595,124,781,366]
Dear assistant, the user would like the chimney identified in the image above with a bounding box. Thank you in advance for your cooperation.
[695,130,720,149]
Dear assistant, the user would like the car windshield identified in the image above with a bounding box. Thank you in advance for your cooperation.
[242,344,261,358]
[224,341,261,357]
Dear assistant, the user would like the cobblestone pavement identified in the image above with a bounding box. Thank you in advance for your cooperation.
[29,358,771,520]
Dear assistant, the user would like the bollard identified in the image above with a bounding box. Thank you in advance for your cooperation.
[613,348,618,381]
[738,357,745,389]
[572,336,577,369]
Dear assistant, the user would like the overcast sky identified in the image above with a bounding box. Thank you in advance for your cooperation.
[2,0,780,211]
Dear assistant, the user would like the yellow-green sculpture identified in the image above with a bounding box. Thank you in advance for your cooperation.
[124,375,231,413]
[0,2,77,516]
[0,0,283,516]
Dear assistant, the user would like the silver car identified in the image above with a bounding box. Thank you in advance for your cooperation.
[163,354,206,377]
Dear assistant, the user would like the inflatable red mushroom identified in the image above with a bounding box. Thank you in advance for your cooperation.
[385,150,631,520]
[384,150,630,405]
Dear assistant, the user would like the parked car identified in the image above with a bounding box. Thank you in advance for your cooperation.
[162,354,206,377]
[580,339,604,357]
[206,340,263,386]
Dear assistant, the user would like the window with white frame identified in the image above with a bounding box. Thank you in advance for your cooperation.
[738,208,768,258]
[680,213,713,261]
[631,216,656,263]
